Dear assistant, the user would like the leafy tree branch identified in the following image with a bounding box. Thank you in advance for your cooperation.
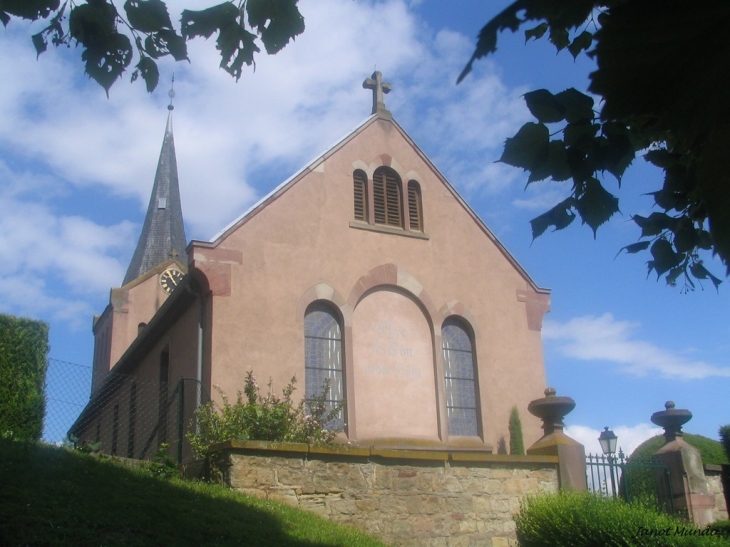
[460,0,730,291]
[1,0,304,94]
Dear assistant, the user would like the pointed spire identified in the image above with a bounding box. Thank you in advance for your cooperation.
[123,78,187,285]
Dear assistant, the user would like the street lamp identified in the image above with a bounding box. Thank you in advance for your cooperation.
[598,427,618,497]
[599,426,618,455]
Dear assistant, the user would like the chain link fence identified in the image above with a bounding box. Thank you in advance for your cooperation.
[43,358,209,463]
[43,359,93,444]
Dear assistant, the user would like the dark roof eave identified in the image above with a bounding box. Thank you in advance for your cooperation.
[68,274,200,436]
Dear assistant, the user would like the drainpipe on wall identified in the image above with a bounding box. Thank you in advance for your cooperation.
[186,282,205,433]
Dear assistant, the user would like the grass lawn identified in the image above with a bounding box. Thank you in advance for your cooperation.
[0,438,388,547]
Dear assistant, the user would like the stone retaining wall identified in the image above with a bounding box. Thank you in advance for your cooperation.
[210,441,560,547]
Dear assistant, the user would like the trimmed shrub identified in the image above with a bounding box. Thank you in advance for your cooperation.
[515,491,728,547]
[630,434,729,466]
[623,433,728,512]
[0,314,50,441]
[509,405,525,455]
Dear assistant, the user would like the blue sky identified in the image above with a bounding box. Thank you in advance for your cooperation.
[1,0,728,454]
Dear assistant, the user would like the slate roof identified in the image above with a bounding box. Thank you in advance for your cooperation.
[123,112,187,285]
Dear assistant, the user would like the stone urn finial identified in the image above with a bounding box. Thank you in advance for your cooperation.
[651,400,692,443]
[528,387,576,436]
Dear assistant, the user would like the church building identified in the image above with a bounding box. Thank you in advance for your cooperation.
[71,73,551,459]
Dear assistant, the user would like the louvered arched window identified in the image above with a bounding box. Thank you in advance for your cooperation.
[304,302,345,429]
[407,180,422,231]
[442,317,479,436]
[353,170,368,222]
[372,167,403,228]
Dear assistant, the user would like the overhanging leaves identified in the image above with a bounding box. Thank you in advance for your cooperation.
[574,177,619,236]
[124,0,172,33]
[458,0,595,82]
[648,238,682,278]
[80,32,133,93]
[530,197,577,239]
[181,3,239,40]
[31,2,66,57]
[132,55,159,92]
[618,241,650,255]
[462,0,728,290]
[0,0,59,25]
[499,122,549,170]
[246,0,304,55]
[523,89,564,124]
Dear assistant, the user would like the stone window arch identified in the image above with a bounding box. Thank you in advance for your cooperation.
[442,316,480,436]
[304,301,345,429]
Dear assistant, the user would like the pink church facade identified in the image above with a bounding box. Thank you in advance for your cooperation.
[73,75,550,459]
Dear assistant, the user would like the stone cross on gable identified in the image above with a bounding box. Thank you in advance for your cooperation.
[363,71,392,115]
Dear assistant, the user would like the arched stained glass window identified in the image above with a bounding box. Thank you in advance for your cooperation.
[442,318,479,436]
[305,302,345,429]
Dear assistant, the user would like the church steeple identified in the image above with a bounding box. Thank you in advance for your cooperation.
[123,87,187,286]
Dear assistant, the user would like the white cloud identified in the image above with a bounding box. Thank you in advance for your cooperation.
[544,313,730,379]
[0,0,541,324]
[566,423,662,457]
[513,181,573,211]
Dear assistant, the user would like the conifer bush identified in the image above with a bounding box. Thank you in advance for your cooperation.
[0,314,49,441]
[509,405,525,455]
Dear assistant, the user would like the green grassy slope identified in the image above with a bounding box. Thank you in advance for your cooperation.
[0,439,387,547]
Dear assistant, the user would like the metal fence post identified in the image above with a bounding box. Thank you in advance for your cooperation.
[177,379,185,463]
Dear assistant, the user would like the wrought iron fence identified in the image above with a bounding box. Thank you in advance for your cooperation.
[42,358,209,463]
[586,451,674,514]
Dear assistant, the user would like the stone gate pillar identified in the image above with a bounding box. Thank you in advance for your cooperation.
[651,401,715,526]
[526,388,587,490]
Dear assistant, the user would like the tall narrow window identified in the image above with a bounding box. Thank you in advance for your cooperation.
[128,382,137,458]
[442,317,479,436]
[304,302,345,429]
[407,180,423,231]
[111,404,120,455]
[353,169,368,221]
[372,167,402,227]
[158,349,169,444]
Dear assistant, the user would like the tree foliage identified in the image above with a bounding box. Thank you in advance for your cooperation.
[0,314,50,441]
[0,0,304,94]
[460,0,730,291]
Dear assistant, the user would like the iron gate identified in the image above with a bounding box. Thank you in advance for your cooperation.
[586,450,674,514]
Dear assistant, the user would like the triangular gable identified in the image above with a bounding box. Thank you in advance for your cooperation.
[195,112,548,295]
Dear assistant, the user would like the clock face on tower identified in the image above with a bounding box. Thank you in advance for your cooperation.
[160,268,185,294]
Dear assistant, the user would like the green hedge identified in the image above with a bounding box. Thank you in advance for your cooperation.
[718,426,730,463]
[0,314,50,441]
[515,491,728,547]
[630,434,729,466]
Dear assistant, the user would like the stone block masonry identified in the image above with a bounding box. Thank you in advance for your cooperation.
[208,441,559,547]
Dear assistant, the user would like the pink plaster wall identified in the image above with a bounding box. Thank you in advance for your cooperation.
[188,115,550,450]
[352,288,438,440]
